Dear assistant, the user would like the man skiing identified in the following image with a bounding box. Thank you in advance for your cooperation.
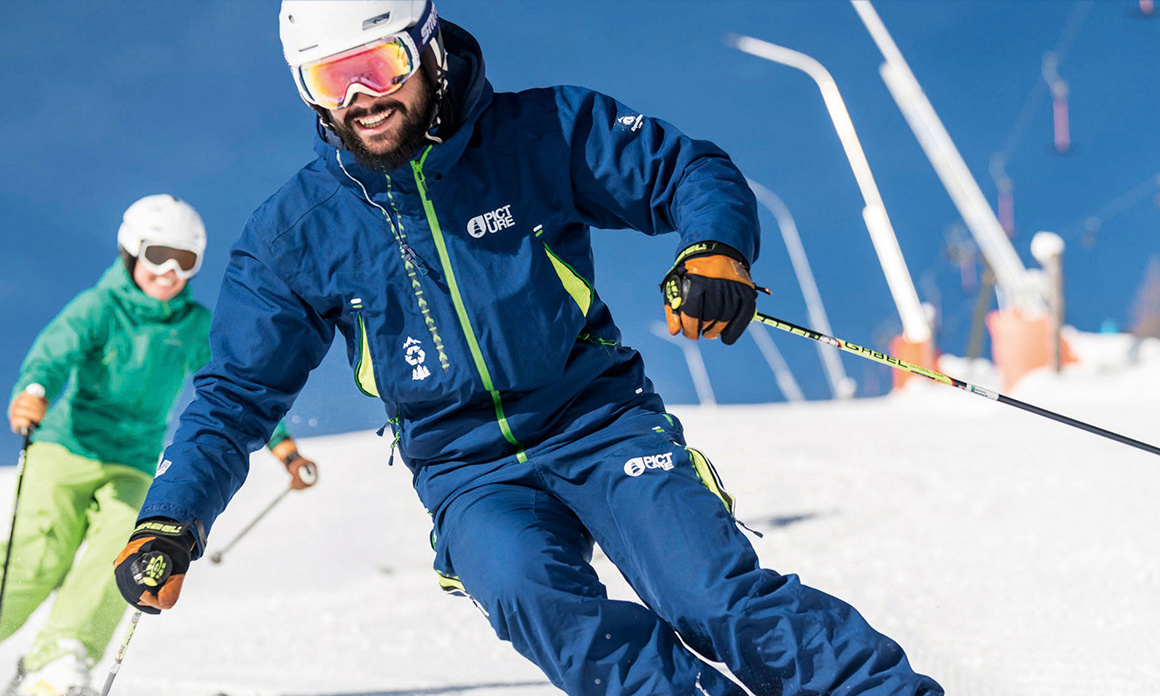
[114,2,942,694]
[3,194,317,696]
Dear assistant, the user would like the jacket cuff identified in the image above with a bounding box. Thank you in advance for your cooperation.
[672,241,750,271]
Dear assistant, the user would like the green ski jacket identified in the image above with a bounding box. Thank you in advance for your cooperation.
[12,261,289,474]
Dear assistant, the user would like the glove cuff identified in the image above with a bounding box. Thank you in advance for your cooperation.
[132,517,206,558]
[672,241,750,270]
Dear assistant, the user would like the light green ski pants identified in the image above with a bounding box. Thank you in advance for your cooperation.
[0,441,151,670]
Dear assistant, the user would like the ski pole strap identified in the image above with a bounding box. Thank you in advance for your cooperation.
[752,311,1160,458]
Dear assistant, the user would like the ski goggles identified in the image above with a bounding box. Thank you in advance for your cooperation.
[295,16,434,111]
[137,242,202,280]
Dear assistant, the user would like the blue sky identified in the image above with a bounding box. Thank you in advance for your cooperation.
[3,1,1158,464]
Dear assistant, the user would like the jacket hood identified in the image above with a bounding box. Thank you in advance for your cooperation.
[101,260,194,321]
[434,20,487,141]
[314,20,492,183]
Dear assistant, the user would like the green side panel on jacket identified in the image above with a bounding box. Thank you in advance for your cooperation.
[535,225,593,317]
[354,313,380,397]
[544,246,593,316]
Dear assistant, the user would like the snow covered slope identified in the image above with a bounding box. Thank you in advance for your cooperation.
[2,331,1157,695]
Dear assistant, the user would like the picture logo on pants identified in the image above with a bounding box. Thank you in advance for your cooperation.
[467,204,515,238]
[624,451,675,477]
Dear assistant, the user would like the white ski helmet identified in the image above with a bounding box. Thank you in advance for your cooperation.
[117,194,207,278]
[279,0,440,108]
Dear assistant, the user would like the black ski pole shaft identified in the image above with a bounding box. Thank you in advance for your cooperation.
[0,384,46,626]
[208,486,293,564]
[99,609,142,696]
[0,429,34,625]
[753,312,1160,458]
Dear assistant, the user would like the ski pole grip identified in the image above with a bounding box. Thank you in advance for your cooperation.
[18,383,47,438]
[299,462,318,487]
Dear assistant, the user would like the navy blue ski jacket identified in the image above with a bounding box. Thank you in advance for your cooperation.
[138,24,761,551]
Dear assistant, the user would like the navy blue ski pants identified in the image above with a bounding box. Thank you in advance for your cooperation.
[415,404,943,696]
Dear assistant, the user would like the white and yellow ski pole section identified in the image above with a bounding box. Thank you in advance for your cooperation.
[99,609,142,696]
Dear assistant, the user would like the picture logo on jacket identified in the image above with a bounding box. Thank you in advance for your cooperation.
[467,205,515,238]
[623,451,674,477]
[404,336,430,381]
[618,114,644,133]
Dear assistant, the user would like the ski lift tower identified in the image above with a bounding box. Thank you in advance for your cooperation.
[726,33,936,389]
[851,0,1062,388]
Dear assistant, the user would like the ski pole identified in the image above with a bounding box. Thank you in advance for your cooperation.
[208,486,291,564]
[98,609,142,696]
[0,384,47,626]
[753,312,1160,457]
[208,462,315,565]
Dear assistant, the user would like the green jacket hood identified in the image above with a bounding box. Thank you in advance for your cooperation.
[99,260,196,322]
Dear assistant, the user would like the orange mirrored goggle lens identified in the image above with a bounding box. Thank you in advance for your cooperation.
[299,38,415,110]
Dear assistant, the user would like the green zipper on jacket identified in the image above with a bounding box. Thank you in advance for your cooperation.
[411,149,527,463]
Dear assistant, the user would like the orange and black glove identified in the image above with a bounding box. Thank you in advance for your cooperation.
[661,241,765,345]
[114,519,196,614]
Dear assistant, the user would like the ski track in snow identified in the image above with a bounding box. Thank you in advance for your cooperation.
[1,331,1157,695]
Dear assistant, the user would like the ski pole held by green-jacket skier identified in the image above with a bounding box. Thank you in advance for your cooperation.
[2,194,317,696]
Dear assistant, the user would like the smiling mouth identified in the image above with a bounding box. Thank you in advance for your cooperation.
[354,109,395,130]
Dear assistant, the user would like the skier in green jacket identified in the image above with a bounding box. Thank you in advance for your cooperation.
[2,194,317,696]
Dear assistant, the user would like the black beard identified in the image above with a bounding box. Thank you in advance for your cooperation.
[331,73,438,172]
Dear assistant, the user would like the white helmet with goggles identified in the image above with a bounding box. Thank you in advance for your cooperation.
[279,0,441,111]
[117,194,206,280]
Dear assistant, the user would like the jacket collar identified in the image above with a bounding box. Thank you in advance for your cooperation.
[101,261,193,321]
[316,21,492,196]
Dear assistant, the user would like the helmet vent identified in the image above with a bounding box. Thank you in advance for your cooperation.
[363,12,392,30]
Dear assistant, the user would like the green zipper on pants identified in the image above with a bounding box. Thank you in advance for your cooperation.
[411,151,527,463]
